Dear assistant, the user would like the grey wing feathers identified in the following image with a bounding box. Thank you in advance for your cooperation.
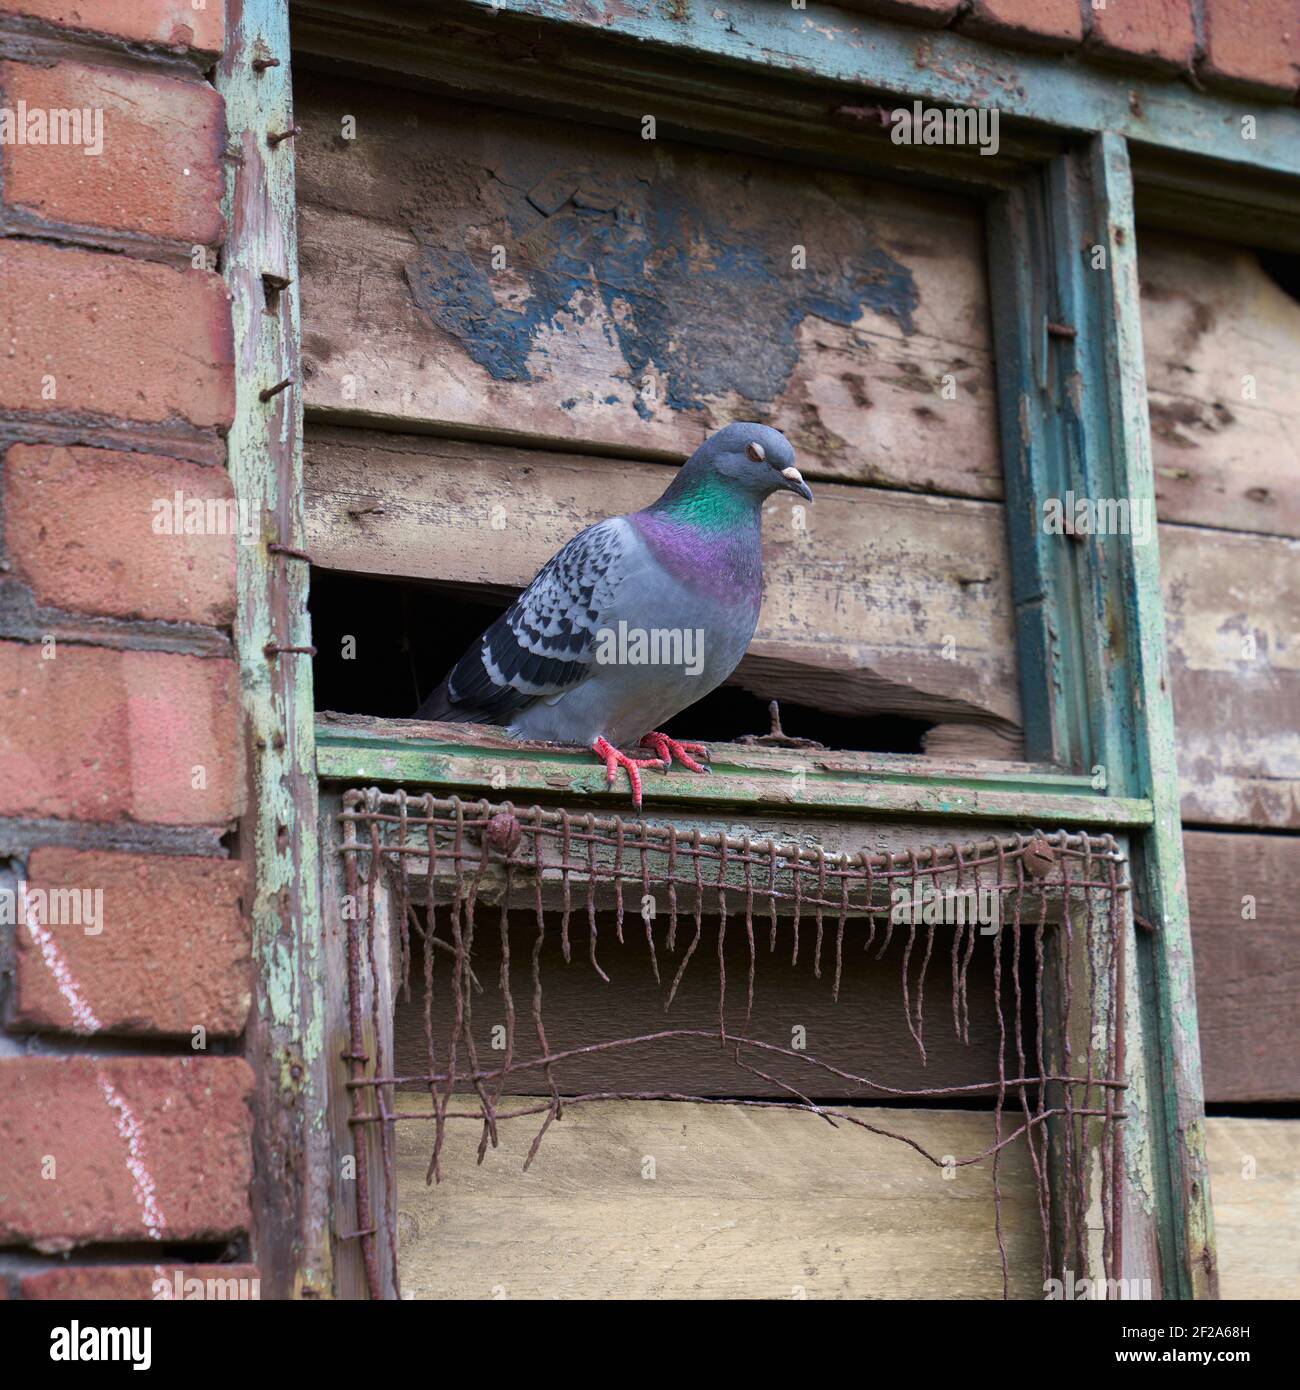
[416,518,628,724]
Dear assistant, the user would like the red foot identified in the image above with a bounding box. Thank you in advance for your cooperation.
[639,731,712,775]
[592,736,665,810]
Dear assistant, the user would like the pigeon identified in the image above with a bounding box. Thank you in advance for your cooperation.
[415,422,813,807]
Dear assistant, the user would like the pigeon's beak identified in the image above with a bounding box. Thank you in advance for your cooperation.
[780,465,813,502]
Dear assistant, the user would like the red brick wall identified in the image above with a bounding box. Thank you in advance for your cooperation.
[845,0,1300,97]
[0,0,255,1298]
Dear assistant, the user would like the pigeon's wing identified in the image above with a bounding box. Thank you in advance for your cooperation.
[422,517,632,724]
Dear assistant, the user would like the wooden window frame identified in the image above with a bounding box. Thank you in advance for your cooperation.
[217,0,1300,1299]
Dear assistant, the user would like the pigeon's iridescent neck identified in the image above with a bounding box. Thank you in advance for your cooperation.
[633,492,764,605]
[647,473,758,532]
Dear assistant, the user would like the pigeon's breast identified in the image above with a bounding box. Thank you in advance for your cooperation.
[630,511,764,611]
[508,516,762,746]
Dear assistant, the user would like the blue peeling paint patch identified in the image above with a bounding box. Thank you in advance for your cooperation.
[405,165,918,410]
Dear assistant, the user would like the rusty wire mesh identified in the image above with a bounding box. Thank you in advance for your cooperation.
[337,788,1130,1301]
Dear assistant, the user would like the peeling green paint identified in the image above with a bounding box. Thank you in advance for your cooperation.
[472,0,1300,180]
[217,0,331,1300]
[316,716,1155,827]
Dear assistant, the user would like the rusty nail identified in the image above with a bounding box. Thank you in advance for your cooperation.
[830,103,896,127]
[264,642,317,658]
[252,56,281,71]
[259,377,294,402]
[1046,320,1077,340]
[267,126,300,147]
[268,541,314,563]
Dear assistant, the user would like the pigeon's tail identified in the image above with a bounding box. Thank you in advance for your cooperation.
[413,636,530,726]
[414,676,498,723]
[413,677,456,722]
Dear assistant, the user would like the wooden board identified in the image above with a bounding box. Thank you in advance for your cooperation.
[305,428,1300,827]
[294,73,1300,543]
[392,907,1035,1102]
[316,712,1150,828]
[304,428,1022,738]
[1185,830,1300,1104]
[1140,231,1300,541]
[214,0,332,1301]
[1205,1117,1300,1300]
[392,1096,1043,1299]
[294,70,1001,498]
[1161,524,1300,829]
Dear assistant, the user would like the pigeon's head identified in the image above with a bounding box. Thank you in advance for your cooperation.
[690,422,813,503]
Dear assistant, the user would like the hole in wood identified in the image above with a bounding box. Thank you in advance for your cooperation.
[308,570,937,754]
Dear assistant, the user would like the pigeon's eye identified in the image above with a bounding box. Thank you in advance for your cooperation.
[746,442,766,462]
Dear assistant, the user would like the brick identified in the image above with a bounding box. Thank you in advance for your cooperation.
[0,1,224,57]
[3,444,238,625]
[0,240,234,430]
[0,1056,252,1248]
[960,0,1085,50]
[13,847,250,1037]
[1086,0,1197,71]
[1201,0,1300,96]
[835,0,963,26]
[21,1263,261,1299]
[0,642,244,826]
[0,60,225,243]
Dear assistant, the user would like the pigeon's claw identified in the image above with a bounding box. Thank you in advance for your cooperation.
[592,736,665,810]
[639,731,712,775]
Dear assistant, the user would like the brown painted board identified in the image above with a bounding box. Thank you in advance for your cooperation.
[1185,830,1300,1104]
[1161,524,1300,830]
[392,1095,1044,1299]
[1140,231,1300,540]
[294,71,1001,499]
[1205,1118,1300,1300]
[305,426,1300,826]
[304,427,1022,736]
[392,906,1035,1102]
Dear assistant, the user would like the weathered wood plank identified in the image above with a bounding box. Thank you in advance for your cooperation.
[304,428,1021,736]
[986,176,1085,772]
[215,0,330,1301]
[1185,830,1300,1104]
[1161,524,1300,830]
[319,790,395,1300]
[295,70,1300,544]
[392,1095,1044,1299]
[314,714,1156,827]
[390,892,1038,1102]
[294,0,1300,183]
[1083,133,1215,1300]
[1140,231,1300,541]
[295,71,1001,498]
[1205,1118,1300,1300]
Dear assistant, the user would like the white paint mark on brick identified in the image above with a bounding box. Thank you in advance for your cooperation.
[98,1073,167,1239]
[24,893,101,1033]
